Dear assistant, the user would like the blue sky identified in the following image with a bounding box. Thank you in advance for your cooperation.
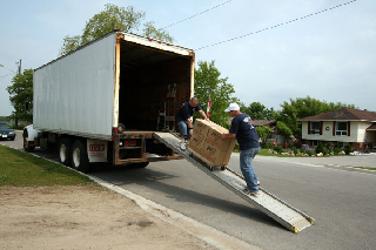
[0,0,375,115]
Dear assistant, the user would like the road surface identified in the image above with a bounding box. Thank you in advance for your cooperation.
[2,131,375,250]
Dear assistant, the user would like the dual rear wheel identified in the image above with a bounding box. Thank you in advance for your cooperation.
[58,138,149,172]
[58,139,89,172]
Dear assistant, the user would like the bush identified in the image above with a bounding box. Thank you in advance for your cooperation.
[273,145,283,154]
[333,146,342,155]
[256,126,273,143]
[263,141,274,149]
[344,144,353,155]
[315,143,330,156]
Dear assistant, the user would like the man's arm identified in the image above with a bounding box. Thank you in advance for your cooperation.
[223,117,238,139]
[198,110,209,120]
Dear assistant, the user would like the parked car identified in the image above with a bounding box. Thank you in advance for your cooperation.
[0,122,16,141]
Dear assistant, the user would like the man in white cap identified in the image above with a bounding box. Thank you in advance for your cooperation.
[222,103,261,196]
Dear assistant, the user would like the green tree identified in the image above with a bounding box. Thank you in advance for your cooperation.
[194,61,238,127]
[276,121,292,137]
[241,102,278,120]
[60,4,172,55]
[143,21,173,43]
[256,125,273,143]
[60,35,81,55]
[7,69,33,127]
[279,96,355,137]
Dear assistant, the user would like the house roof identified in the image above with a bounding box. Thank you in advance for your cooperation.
[251,120,276,126]
[300,108,376,122]
[367,123,376,131]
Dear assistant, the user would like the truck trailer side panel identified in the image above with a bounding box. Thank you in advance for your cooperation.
[33,34,116,140]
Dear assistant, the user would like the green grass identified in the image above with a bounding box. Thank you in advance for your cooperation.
[0,145,91,186]
[258,148,275,156]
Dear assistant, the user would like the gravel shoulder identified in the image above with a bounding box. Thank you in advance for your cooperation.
[0,185,215,250]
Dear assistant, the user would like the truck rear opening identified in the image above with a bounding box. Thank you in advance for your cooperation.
[119,40,192,130]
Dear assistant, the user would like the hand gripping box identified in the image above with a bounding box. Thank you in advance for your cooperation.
[188,119,236,169]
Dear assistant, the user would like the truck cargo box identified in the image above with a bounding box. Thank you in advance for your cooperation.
[33,32,195,140]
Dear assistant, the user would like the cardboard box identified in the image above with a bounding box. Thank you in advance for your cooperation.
[188,119,236,168]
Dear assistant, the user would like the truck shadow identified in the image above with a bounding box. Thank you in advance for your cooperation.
[92,166,282,229]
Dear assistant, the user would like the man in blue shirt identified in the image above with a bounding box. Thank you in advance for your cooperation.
[176,97,208,150]
[223,103,261,196]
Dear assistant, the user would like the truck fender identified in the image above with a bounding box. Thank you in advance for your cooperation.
[23,124,40,142]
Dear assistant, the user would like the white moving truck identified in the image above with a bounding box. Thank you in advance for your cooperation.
[24,31,195,172]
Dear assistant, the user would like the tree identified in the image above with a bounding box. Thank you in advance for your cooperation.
[60,4,172,55]
[279,96,355,137]
[81,4,144,44]
[256,126,273,144]
[143,21,173,43]
[60,35,81,56]
[194,61,238,127]
[241,102,278,120]
[7,69,33,127]
[276,121,292,137]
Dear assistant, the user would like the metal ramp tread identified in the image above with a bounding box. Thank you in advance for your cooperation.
[153,132,314,233]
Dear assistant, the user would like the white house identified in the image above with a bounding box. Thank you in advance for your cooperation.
[300,108,376,150]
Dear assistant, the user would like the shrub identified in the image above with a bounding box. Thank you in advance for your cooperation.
[273,145,283,154]
[344,144,353,155]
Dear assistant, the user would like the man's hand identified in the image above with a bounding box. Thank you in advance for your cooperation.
[199,110,209,121]
[187,117,193,128]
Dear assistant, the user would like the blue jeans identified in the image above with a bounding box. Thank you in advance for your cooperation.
[177,120,189,140]
[240,147,260,192]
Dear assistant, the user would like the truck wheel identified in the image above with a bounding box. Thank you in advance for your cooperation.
[59,138,72,165]
[130,162,149,168]
[23,137,35,152]
[71,140,90,172]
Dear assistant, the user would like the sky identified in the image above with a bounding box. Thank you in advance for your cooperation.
[0,0,375,116]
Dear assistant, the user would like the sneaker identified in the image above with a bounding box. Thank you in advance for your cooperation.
[242,188,260,197]
[180,141,187,151]
[249,191,260,197]
[242,188,251,194]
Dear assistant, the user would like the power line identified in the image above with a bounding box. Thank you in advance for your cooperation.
[196,0,358,50]
[161,0,233,30]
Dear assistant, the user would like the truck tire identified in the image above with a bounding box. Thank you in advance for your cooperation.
[23,137,35,152]
[71,140,90,172]
[23,129,35,152]
[59,138,72,165]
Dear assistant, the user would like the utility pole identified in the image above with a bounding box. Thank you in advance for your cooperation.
[17,59,22,75]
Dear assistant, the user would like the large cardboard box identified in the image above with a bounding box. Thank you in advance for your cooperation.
[189,119,236,168]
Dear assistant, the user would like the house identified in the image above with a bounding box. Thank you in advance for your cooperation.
[251,119,287,145]
[251,119,276,127]
[300,108,376,150]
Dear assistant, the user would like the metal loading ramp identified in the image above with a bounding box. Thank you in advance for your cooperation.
[154,132,315,233]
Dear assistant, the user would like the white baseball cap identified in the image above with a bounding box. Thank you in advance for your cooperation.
[224,103,240,112]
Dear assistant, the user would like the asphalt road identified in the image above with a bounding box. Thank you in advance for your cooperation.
[2,132,376,250]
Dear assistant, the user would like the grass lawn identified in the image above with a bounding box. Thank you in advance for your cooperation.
[0,145,91,186]
[258,148,275,156]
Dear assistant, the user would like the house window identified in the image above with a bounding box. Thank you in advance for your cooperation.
[309,122,321,134]
[336,122,348,136]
